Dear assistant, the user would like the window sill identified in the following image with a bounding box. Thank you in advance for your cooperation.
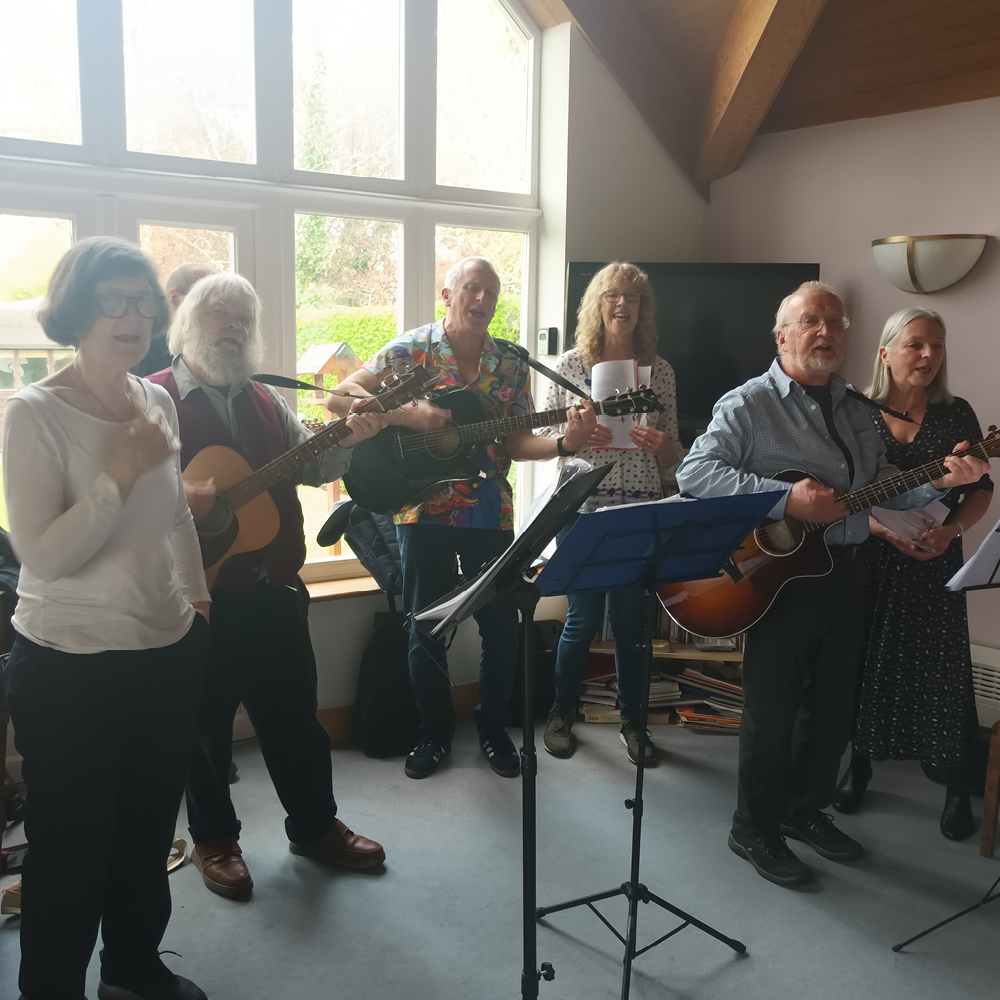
[305,576,383,603]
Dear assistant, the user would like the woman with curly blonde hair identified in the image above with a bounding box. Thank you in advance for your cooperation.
[538,261,679,765]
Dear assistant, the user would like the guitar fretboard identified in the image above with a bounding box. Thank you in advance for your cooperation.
[399,399,643,455]
[796,438,993,534]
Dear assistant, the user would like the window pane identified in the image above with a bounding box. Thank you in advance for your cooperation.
[122,0,255,163]
[139,225,235,283]
[0,213,74,524]
[293,0,401,179]
[0,0,81,144]
[436,0,530,193]
[294,213,399,560]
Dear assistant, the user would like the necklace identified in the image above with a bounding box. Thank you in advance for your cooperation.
[70,362,140,424]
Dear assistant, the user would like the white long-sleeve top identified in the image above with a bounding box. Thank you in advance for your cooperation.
[2,381,210,653]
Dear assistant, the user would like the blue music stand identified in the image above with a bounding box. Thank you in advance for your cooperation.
[533,490,783,1000]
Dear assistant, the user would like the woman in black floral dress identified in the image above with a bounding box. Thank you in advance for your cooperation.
[833,308,993,840]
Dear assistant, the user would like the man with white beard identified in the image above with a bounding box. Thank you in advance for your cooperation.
[676,281,989,888]
[147,273,389,900]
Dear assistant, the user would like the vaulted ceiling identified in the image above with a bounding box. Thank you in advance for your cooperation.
[522,0,1000,198]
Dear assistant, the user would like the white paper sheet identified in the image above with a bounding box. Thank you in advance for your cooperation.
[947,514,1000,591]
[871,499,950,552]
[591,359,640,449]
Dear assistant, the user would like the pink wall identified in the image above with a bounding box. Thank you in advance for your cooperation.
[702,95,1000,647]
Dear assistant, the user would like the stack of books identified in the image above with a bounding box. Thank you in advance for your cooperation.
[578,672,684,724]
[671,661,742,733]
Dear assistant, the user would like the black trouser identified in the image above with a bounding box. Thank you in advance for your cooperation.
[396,525,519,743]
[185,579,337,846]
[4,618,209,1000]
[733,546,868,836]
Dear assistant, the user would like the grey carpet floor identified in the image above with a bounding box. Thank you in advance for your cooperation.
[2,720,999,999]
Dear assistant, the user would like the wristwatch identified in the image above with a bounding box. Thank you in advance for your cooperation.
[556,436,576,458]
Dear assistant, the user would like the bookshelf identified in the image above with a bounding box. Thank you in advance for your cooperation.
[589,640,742,664]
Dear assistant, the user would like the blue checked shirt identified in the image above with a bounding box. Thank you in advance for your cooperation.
[676,360,943,547]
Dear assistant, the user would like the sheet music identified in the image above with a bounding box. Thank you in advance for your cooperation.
[591,360,641,449]
[947,513,1000,591]
[872,499,949,552]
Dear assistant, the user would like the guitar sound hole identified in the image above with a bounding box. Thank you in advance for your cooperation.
[424,425,462,460]
[755,519,805,557]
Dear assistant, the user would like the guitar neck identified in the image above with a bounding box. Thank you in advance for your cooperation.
[452,399,627,443]
[218,418,355,511]
[800,437,991,533]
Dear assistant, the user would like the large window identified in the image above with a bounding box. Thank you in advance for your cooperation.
[0,0,540,578]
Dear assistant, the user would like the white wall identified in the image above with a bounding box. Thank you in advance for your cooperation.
[702,95,1000,648]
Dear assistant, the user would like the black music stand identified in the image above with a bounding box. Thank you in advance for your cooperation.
[413,462,615,1000]
[891,515,1000,952]
[532,491,783,999]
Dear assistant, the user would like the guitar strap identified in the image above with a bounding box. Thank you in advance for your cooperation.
[494,341,590,399]
[845,386,916,424]
[251,373,367,398]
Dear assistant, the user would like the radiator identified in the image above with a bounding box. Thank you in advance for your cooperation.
[971,644,1000,728]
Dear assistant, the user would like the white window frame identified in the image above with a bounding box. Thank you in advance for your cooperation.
[0,0,543,582]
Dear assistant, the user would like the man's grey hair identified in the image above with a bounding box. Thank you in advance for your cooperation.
[865,307,953,405]
[773,280,840,337]
[168,272,262,359]
[165,262,216,298]
[443,257,498,293]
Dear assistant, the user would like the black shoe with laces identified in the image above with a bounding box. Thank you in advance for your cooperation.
[404,737,451,779]
[728,828,812,886]
[780,811,864,861]
[479,731,521,777]
[97,953,206,1000]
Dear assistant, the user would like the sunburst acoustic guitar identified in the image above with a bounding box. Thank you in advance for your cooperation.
[658,428,1000,638]
[184,364,435,590]
[342,387,664,513]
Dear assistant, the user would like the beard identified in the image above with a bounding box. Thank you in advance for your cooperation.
[186,333,264,386]
[799,350,842,374]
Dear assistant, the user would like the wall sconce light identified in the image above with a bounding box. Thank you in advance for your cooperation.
[871,234,988,294]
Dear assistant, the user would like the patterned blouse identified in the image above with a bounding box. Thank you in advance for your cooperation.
[537,349,679,512]
[363,320,534,530]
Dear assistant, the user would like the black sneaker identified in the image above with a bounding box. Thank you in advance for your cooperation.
[404,738,451,779]
[780,811,864,861]
[619,719,657,765]
[480,731,521,778]
[728,829,812,886]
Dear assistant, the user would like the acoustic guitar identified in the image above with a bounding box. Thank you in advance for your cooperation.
[343,387,664,513]
[658,428,1000,638]
[184,365,435,590]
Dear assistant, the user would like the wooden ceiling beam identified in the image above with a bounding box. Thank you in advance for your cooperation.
[561,0,704,194]
[695,0,829,184]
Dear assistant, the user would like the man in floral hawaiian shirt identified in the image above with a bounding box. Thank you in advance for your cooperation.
[330,257,599,779]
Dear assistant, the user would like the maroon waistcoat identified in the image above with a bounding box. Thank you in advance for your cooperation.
[149,369,307,591]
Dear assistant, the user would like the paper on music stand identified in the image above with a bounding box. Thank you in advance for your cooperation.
[590,360,650,449]
[947,513,1000,591]
[522,458,593,562]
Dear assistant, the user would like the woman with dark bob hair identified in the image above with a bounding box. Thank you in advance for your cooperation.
[2,237,211,1000]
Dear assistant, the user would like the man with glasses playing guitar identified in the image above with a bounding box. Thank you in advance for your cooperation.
[147,272,396,901]
[676,281,991,888]
[329,257,606,782]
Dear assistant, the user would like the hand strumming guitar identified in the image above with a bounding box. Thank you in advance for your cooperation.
[784,477,849,523]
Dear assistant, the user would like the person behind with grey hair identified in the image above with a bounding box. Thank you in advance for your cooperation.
[833,308,993,839]
[130,262,216,378]
[330,257,600,780]
[676,282,990,887]
[147,272,391,901]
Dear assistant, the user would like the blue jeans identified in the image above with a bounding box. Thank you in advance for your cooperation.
[396,524,519,742]
[550,525,647,721]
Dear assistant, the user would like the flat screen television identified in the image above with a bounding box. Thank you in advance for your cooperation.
[565,262,820,444]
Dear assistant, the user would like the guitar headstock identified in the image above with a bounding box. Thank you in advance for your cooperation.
[597,387,664,416]
[373,363,438,411]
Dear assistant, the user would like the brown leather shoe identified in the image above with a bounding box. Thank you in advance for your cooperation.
[289,819,386,870]
[192,838,253,899]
